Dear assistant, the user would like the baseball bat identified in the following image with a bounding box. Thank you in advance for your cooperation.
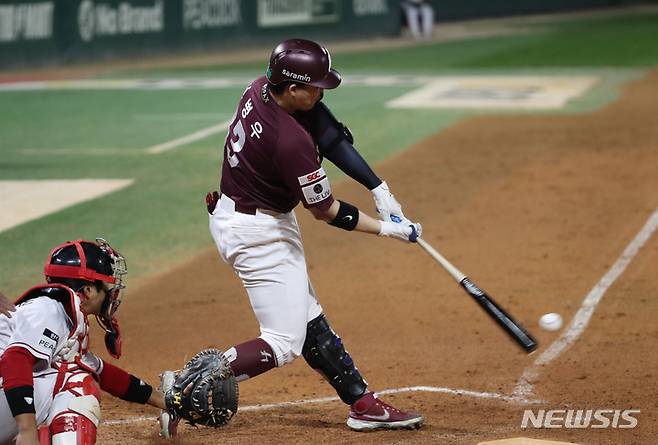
[416,237,538,353]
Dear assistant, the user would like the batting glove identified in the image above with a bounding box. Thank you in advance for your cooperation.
[371,181,406,223]
[379,221,422,243]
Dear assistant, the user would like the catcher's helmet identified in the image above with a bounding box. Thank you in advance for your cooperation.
[45,239,123,284]
[266,38,341,89]
[45,238,127,357]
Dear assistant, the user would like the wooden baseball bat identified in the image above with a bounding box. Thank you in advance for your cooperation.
[417,237,538,353]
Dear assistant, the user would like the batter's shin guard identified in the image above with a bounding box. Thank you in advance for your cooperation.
[302,314,368,405]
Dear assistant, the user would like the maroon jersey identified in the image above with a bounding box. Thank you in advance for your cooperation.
[220,76,334,214]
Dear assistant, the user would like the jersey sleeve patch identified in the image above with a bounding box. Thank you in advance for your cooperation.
[9,297,70,364]
[297,167,327,186]
[301,176,332,205]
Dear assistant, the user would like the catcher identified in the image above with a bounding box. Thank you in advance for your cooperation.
[0,238,169,444]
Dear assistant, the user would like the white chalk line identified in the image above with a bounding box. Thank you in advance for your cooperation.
[145,120,230,154]
[18,148,145,156]
[132,112,227,121]
[15,118,230,156]
[513,206,658,398]
[103,385,544,426]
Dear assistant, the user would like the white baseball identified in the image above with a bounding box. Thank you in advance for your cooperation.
[539,313,563,331]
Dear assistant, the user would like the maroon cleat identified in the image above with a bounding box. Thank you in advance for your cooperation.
[347,392,424,431]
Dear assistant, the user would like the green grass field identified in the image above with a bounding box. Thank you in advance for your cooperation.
[1,11,657,295]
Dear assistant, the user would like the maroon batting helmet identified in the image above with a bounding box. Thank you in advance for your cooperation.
[266,38,341,89]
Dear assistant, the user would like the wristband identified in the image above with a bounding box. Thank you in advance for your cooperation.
[122,375,153,404]
[328,200,359,231]
[6,385,35,416]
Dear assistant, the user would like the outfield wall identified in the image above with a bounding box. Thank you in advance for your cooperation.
[427,0,643,21]
[0,0,650,68]
[0,0,398,68]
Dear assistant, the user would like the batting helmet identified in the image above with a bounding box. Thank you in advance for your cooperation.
[266,38,341,89]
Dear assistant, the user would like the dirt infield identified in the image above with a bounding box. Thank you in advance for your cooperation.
[95,68,658,444]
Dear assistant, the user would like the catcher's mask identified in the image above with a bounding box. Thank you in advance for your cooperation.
[44,237,127,358]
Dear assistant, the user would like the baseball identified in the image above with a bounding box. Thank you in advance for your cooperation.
[539,313,563,331]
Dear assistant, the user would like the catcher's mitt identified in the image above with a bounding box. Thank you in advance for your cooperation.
[164,348,238,428]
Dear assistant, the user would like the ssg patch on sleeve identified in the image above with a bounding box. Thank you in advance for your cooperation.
[298,167,326,186]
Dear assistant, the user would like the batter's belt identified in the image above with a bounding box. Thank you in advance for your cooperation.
[219,194,257,215]
[218,194,281,217]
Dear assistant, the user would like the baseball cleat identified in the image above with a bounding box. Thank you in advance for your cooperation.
[347,392,424,431]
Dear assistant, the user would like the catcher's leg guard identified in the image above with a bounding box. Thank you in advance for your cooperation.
[39,425,51,445]
[50,413,97,445]
[302,314,368,405]
[48,371,101,445]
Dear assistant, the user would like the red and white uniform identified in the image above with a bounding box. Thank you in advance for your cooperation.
[0,285,135,444]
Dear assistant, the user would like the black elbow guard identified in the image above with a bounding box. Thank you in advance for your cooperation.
[328,200,359,231]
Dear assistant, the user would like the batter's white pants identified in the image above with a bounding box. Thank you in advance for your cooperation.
[209,195,324,366]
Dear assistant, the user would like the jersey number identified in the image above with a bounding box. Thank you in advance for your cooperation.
[225,118,245,168]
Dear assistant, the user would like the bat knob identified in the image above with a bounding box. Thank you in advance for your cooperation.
[408,225,419,243]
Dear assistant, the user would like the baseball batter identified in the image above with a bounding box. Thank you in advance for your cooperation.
[204,39,424,431]
[0,239,168,444]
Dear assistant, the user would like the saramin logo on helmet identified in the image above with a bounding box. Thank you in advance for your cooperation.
[282,69,311,83]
